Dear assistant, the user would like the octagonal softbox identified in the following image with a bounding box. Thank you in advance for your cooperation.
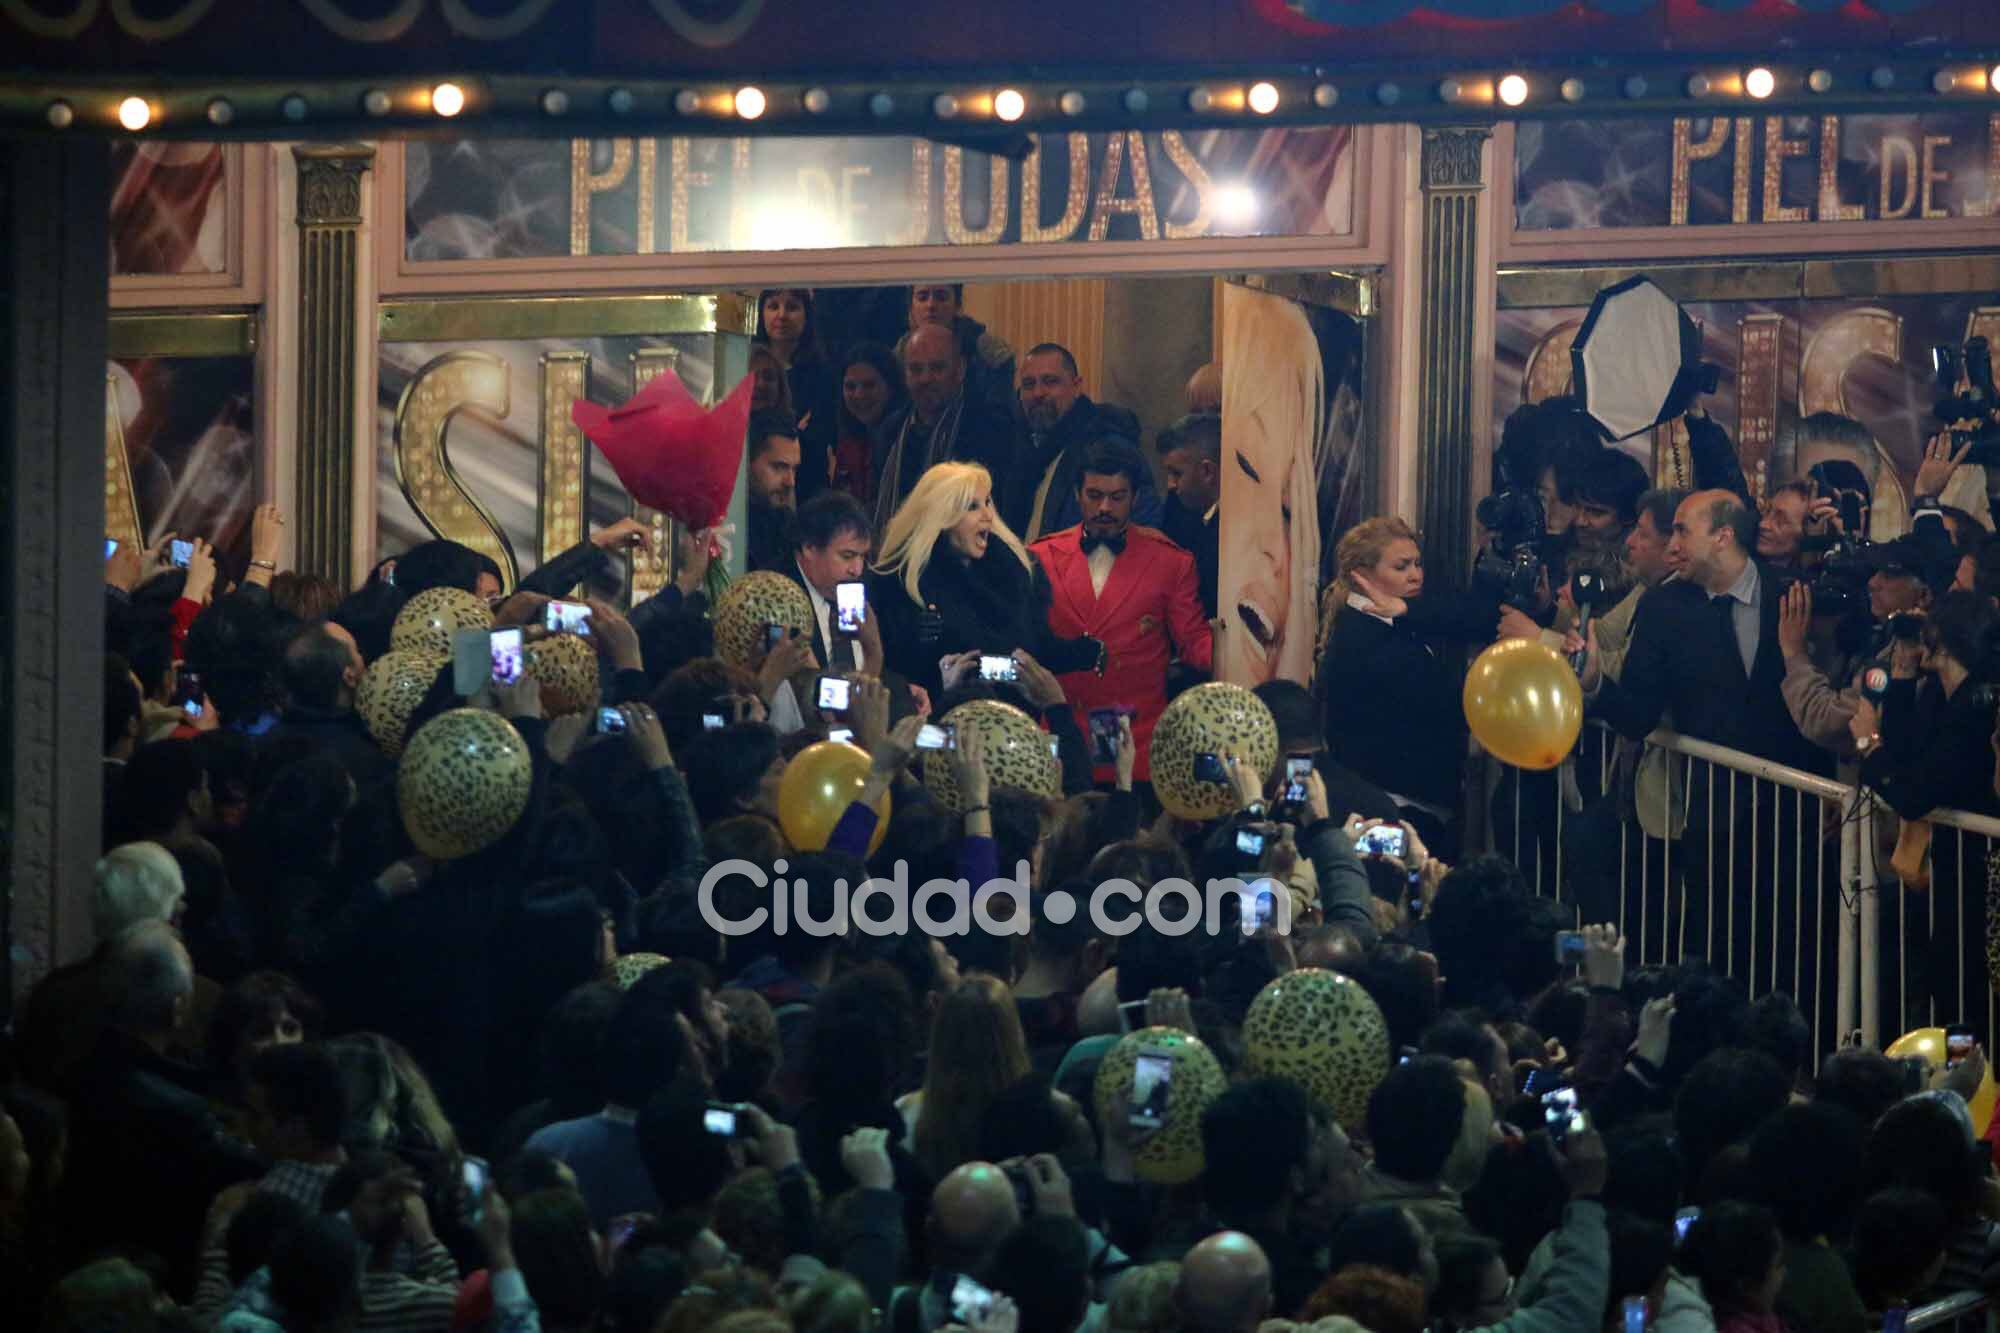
[1570,275,1718,442]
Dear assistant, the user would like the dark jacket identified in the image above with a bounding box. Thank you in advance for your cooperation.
[747,498,791,573]
[60,1027,263,1298]
[896,315,1015,421]
[868,546,1099,699]
[521,538,614,599]
[1861,675,2000,819]
[786,357,841,507]
[1592,560,1820,773]
[873,396,1016,536]
[1001,397,1157,541]
[1321,591,1498,811]
[264,704,394,791]
[1159,496,1219,620]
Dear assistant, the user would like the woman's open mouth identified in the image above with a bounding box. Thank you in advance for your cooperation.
[1237,598,1278,651]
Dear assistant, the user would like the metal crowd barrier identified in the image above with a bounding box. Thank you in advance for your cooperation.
[1905,1292,1996,1332]
[1488,724,1999,1060]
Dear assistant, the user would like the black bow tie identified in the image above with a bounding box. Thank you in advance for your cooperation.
[1080,531,1127,556]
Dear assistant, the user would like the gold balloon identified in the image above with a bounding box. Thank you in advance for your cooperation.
[1149,682,1280,820]
[526,632,601,718]
[1462,638,1583,771]
[390,586,493,659]
[357,649,445,758]
[778,740,890,856]
[1242,967,1391,1130]
[1887,1027,1997,1132]
[712,571,815,671]
[923,698,1060,813]
[1093,1026,1229,1185]
[397,708,533,861]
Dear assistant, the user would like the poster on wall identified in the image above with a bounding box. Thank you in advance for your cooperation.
[1513,113,2000,232]
[110,357,257,568]
[377,334,722,596]
[109,143,229,275]
[1217,283,1365,689]
[1495,293,2000,538]
[403,126,1355,260]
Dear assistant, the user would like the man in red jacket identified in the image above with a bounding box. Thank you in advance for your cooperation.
[1031,439,1213,785]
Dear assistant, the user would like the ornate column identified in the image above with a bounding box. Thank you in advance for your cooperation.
[293,143,374,590]
[2,140,110,1003]
[1415,127,1492,585]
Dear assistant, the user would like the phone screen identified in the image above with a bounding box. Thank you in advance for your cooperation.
[1088,709,1123,764]
[1357,825,1406,859]
[828,727,855,744]
[545,600,592,636]
[1622,1295,1647,1333]
[489,628,524,684]
[764,623,788,652]
[916,722,953,750]
[951,1275,995,1326]
[1284,757,1312,803]
[1553,930,1588,965]
[1128,1050,1174,1129]
[105,538,119,560]
[1117,999,1150,1033]
[1673,1208,1699,1245]
[596,706,626,735]
[174,670,204,719]
[702,1106,738,1137]
[702,712,727,731]
[835,581,866,634]
[1542,1088,1582,1142]
[1947,1024,1976,1068]
[1235,827,1265,857]
[979,654,1018,682]
[462,1158,488,1224]
[1881,1308,1909,1333]
[169,539,193,568]
[1240,879,1280,936]
[817,675,851,711]
[1193,751,1227,783]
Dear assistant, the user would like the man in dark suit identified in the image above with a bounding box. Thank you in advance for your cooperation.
[1156,413,1221,619]
[1008,342,1157,542]
[1582,488,1820,976]
[745,409,802,574]
[781,491,874,676]
[1030,440,1212,788]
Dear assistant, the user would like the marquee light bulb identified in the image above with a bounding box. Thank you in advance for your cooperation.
[430,83,465,117]
[1497,74,1529,107]
[1745,67,1775,99]
[993,88,1026,121]
[1247,81,1280,114]
[734,86,766,119]
[117,96,151,130]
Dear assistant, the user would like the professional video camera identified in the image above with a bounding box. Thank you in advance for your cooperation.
[1473,483,1547,614]
[1932,336,2000,465]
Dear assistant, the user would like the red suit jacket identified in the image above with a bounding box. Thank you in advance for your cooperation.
[1030,524,1213,782]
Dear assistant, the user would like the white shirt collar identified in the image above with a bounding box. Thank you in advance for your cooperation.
[1346,591,1395,625]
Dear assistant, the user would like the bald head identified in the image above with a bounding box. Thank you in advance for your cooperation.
[1672,488,1757,592]
[904,323,966,424]
[928,1162,1020,1271]
[1176,1231,1272,1333]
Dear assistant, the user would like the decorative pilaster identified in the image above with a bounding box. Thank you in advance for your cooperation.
[293,143,373,590]
[1415,127,1491,585]
[3,140,110,1003]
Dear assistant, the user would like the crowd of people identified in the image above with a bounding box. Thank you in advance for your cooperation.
[16,284,2000,1333]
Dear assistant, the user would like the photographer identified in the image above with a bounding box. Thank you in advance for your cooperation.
[1853,590,2000,820]
[1778,542,1942,765]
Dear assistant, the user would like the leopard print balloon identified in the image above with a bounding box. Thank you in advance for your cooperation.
[712,571,814,670]
[1150,682,1280,820]
[923,698,1061,812]
[526,632,600,717]
[390,587,493,659]
[1093,1026,1228,1185]
[613,952,670,989]
[397,708,533,861]
[1242,967,1391,1130]
[357,649,446,758]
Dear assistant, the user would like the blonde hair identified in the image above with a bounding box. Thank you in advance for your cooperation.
[1316,515,1421,666]
[872,462,1031,607]
[1222,289,1325,684]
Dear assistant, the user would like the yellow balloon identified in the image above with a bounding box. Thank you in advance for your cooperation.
[1463,638,1583,771]
[777,740,890,857]
[1887,1027,1998,1132]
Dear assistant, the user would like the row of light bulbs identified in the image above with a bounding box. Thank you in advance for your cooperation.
[62,63,2000,133]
